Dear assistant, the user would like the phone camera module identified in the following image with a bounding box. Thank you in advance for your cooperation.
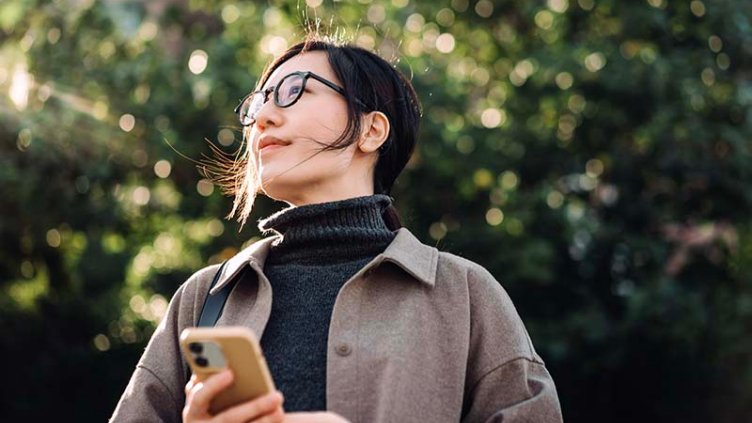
[188,342,203,354]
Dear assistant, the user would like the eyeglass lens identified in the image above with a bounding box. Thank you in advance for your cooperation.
[238,73,306,126]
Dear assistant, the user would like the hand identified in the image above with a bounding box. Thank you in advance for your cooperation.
[183,369,285,423]
[284,412,350,423]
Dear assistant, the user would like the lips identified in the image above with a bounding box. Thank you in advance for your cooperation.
[258,136,290,153]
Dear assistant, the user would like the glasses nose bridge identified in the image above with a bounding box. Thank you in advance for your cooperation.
[250,86,274,121]
[263,85,275,103]
[252,85,286,128]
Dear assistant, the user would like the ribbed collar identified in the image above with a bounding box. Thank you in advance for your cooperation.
[256,194,397,265]
[210,227,439,295]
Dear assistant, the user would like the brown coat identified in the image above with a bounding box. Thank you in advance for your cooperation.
[110,227,563,422]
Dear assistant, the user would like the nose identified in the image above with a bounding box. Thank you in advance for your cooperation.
[253,97,284,132]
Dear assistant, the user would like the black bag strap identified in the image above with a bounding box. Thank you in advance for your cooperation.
[197,261,238,327]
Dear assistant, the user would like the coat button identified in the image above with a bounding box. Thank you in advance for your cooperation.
[335,343,352,356]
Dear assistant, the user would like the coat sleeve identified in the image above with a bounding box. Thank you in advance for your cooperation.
[109,267,215,423]
[460,264,563,423]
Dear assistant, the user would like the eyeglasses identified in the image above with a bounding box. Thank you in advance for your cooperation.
[234,71,350,126]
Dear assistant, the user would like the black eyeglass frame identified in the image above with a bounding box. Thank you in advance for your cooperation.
[234,71,363,126]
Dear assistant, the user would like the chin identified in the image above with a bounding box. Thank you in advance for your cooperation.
[259,176,289,199]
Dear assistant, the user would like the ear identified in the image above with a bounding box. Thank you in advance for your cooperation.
[358,111,390,154]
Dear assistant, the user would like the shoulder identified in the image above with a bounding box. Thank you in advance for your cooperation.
[162,263,223,328]
[435,249,492,278]
[435,249,539,363]
[178,263,223,299]
[435,249,510,300]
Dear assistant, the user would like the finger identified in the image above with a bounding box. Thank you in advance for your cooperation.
[253,406,284,423]
[185,369,234,417]
[185,374,198,395]
[217,391,283,422]
[285,412,349,423]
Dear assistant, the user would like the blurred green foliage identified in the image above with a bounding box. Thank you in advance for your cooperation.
[1,0,751,421]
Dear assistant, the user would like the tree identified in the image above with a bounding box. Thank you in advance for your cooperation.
[1,0,750,421]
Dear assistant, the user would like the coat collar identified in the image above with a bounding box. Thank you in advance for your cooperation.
[210,227,438,294]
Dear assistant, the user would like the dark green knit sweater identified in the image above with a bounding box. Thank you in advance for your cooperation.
[257,194,397,412]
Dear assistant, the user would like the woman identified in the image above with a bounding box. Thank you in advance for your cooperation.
[110,36,563,423]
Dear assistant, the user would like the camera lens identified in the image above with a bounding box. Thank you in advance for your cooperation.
[195,357,208,367]
[188,342,203,354]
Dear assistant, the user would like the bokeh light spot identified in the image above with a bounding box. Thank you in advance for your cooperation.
[586,159,604,177]
[555,72,573,89]
[547,191,564,208]
[93,334,111,352]
[690,0,706,17]
[701,68,715,86]
[486,208,505,226]
[207,219,225,237]
[46,229,61,248]
[10,65,30,111]
[548,0,569,13]
[708,35,722,52]
[188,50,208,75]
[154,160,172,179]
[119,114,135,132]
[47,28,61,44]
[475,0,493,17]
[481,108,506,128]
[506,218,524,235]
[535,11,554,29]
[196,179,214,197]
[138,21,158,41]
[584,52,606,72]
[436,8,455,26]
[716,53,730,70]
[436,33,456,53]
[405,13,425,32]
[367,4,386,24]
[93,101,108,120]
[474,168,494,188]
[132,186,151,205]
[218,128,235,146]
[429,222,448,240]
[500,171,519,190]
[17,128,32,151]
[261,35,288,56]
[222,4,240,23]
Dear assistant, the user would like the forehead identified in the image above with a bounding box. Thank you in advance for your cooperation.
[264,51,338,87]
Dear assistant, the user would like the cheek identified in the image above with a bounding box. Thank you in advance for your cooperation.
[295,101,350,140]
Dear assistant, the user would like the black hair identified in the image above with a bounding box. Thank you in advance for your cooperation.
[219,35,422,230]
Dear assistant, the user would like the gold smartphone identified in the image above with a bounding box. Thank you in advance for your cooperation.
[179,326,275,415]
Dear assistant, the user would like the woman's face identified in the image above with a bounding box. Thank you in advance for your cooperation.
[248,51,376,206]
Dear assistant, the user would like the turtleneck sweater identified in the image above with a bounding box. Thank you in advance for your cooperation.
[256,194,397,412]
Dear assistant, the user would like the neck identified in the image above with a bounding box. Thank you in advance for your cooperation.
[264,170,377,207]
